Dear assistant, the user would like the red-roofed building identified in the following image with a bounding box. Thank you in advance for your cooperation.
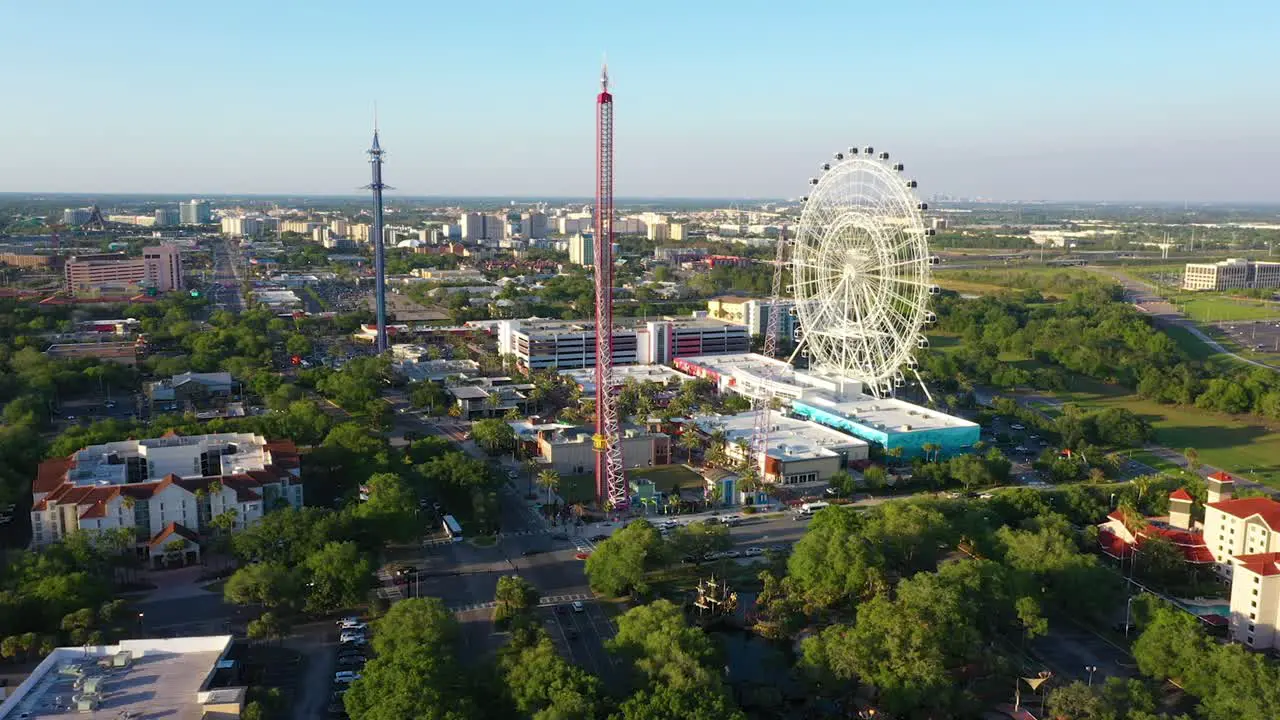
[148,522,202,567]
[1096,506,1216,565]
[30,432,302,564]
[1103,474,1280,651]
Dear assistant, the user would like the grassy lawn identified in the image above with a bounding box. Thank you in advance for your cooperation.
[1124,449,1195,477]
[1170,295,1280,323]
[934,276,1016,296]
[926,332,961,353]
[1052,378,1280,488]
[1160,323,1223,362]
[629,464,704,493]
[558,473,598,504]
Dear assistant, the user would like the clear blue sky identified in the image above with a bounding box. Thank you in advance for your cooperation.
[3,0,1279,201]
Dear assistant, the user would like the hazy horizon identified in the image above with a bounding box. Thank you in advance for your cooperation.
[3,1,1279,202]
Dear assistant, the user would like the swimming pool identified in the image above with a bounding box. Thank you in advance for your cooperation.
[1182,602,1231,617]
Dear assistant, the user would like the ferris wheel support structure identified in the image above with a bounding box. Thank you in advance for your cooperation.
[792,147,939,398]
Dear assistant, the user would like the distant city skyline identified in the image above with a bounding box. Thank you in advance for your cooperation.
[2,1,1279,202]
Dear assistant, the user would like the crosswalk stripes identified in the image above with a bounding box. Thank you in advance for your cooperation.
[449,592,594,614]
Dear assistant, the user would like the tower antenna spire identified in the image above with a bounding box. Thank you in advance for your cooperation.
[365,115,390,353]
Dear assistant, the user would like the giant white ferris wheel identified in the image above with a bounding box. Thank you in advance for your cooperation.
[791,147,940,398]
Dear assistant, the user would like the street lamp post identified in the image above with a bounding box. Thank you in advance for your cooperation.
[1125,595,1135,637]
[136,612,145,637]
[1085,665,1098,687]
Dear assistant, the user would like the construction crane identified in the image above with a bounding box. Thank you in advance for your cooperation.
[748,225,791,487]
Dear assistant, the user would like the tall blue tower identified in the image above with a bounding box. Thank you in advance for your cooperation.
[366,122,389,353]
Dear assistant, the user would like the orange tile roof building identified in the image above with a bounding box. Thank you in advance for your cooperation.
[31,432,301,566]
[1098,472,1280,650]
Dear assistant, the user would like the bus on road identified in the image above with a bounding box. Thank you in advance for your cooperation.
[442,514,463,542]
[798,501,830,515]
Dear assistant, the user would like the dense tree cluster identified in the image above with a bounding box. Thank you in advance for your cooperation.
[0,530,135,659]
[923,290,1280,420]
[1132,598,1280,720]
[585,518,665,596]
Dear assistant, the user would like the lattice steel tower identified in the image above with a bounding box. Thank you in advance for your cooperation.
[593,64,626,510]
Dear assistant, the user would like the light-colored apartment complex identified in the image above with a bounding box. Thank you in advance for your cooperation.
[568,233,594,266]
[30,432,302,564]
[179,199,211,224]
[1183,258,1280,291]
[64,245,182,295]
[706,296,798,337]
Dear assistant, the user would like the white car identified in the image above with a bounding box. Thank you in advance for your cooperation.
[571,601,585,613]
[1010,424,1025,430]
[744,547,764,557]
[339,621,368,633]
[336,616,363,628]
[339,632,367,645]
[334,671,362,684]
[722,550,741,559]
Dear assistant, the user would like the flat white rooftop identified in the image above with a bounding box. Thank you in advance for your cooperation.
[694,410,867,462]
[559,364,692,393]
[795,392,978,434]
[0,636,236,720]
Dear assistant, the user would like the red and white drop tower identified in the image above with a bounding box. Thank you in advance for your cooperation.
[593,64,627,511]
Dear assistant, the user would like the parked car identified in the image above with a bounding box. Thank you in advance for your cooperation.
[589,534,609,542]
[336,616,363,628]
[555,604,569,615]
[1010,424,1025,430]
[572,601,585,613]
[339,632,367,645]
[722,550,741,559]
[744,547,764,557]
[333,671,362,684]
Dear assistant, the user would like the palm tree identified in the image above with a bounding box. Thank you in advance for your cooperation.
[1184,447,1201,471]
[678,432,702,464]
[886,446,905,466]
[484,393,501,417]
[667,493,682,516]
[738,467,761,504]
[522,459,540,497]
[536,469,561,507]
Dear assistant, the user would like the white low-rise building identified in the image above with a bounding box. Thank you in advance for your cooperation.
[691,410,868,486]
[0,635,244,719]
[31,432,302,565]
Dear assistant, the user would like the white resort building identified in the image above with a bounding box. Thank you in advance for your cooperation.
[30,432,303,566]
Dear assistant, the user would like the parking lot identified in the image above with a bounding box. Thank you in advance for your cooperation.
[1218,319,1280,355]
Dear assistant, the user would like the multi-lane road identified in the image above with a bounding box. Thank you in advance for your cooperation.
[380,394,810,675]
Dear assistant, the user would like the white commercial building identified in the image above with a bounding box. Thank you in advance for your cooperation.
[672,352,980,459]
[691,410,868,486]
[1183,258,1280,291]
[30,432,303,562]
[494,316,750,371]
[0,635,245,719]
